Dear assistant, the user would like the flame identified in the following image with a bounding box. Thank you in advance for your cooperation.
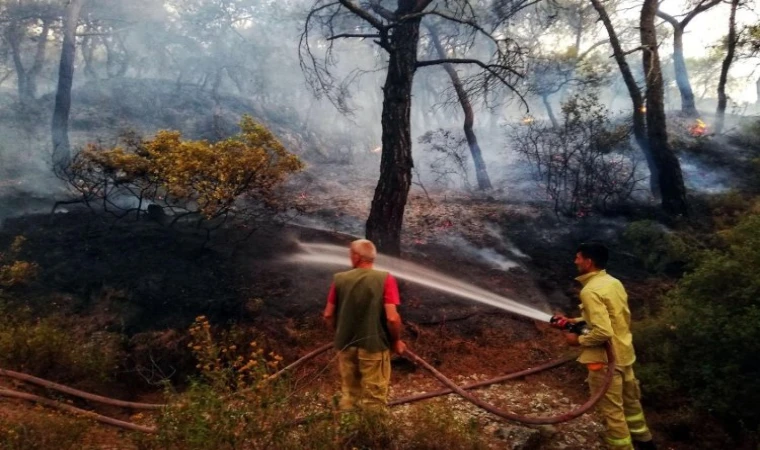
[689,118,707,137]
[639,106,647,114]
[521,116,535,125]
[371,146,382,154]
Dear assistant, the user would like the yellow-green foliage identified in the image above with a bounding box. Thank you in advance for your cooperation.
[140,317,295,449]
[70,116,304,219]
[0,236,38,288]
[635,213,760,432]
[187,315,283,391]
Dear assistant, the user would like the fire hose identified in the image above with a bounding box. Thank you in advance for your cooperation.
[276,340,616,425]
[0,340,615,432]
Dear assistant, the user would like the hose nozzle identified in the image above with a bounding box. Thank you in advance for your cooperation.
[550,315,589,335]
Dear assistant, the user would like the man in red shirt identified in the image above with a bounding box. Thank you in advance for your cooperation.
[323,239,406,411]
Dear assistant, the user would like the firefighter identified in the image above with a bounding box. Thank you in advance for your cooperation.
[322,239,406,412]
[556,242,656,450]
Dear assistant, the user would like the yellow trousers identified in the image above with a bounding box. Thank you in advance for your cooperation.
[587,365,653,449]
[337,347,391,411]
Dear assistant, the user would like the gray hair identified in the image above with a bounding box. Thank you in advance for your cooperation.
[350,239,377,262]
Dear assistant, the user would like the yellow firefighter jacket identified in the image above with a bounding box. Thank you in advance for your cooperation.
[574,270,636,366]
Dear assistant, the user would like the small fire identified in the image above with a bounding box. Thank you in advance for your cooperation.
[521,116,535,125]
[371,146,382,154]
[689,119,707,137]
[639,106,647,114]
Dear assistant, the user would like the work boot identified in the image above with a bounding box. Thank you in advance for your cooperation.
[633,440,657,450]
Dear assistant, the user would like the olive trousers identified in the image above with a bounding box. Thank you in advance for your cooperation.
[337,347,391,411]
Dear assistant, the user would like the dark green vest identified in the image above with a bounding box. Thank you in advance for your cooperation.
[333,268,390,353]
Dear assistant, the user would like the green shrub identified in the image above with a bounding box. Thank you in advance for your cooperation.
[0,415,89,450]
[137,317,304,450]
[0,313,123,384]
[707,191,755,230]
[636,213,760,434]
[137,318,490,450]
[623,220,696,274]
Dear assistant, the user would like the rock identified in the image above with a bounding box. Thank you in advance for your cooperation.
[494,425,541,450]
[533,424,557,439]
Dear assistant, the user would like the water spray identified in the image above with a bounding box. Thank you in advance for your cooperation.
[289,241,553,323]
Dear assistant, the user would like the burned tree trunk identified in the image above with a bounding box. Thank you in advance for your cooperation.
[670,27,698,117]
[541,95,559,129]
[590,0,659,198]
[7,19,51,103]
[657,2,721,118]
[52,0,85,170]
[715,0,739,134]
[365,5,421,255]
[427,24,491,190]
[641,0,688,216]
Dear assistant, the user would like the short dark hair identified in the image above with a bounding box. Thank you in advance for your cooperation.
[577,242,609,269]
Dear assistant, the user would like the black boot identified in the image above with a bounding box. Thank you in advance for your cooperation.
[634,440,657,450]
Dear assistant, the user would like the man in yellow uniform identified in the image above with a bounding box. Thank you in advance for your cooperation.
[556,242,656,450]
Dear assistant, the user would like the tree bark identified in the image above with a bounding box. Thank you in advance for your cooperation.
[670,27,698,117]
[6,23,31,101]
[366,0,421,255]
[541,95,559,129]
[427,24,492,190]
[641,0,689,216]
[6,19,50,102]
[657,2,721,118]
[52,0,85,170]
[589,0,659,198]
[715,0,739,134]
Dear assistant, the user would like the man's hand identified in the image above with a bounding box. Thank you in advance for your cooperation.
[393,340,407,355]
[550,314,575,329]
[564,332,581,346]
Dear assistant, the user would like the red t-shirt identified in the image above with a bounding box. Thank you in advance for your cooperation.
[326,273,400,306]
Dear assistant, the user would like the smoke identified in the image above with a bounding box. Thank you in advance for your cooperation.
[0,0,754,225]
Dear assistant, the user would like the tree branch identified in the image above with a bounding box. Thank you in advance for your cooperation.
[657,0,722,29]
[616,46,646,57]
[415,0,436,11]
[577,39,609,61]
[327,33,380,40]
[338,0,385,30]
[685,0,722,26]
[402,10,498,47]
[417,57,527,107]
[416,58,522,78]
[367,1,395,20]
[655,10,680,29]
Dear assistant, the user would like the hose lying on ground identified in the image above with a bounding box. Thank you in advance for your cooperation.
[0,340,615,432]
[0,388,156,433]
[0,368,165,410]
[402,341,616,424]
[388,352,577,406]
